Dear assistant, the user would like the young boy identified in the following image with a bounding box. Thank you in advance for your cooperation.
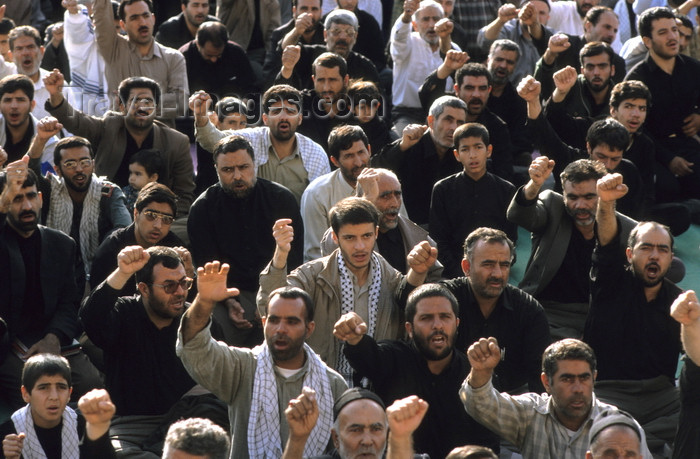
[123,149,162,214]
[429,123,517,278]
[209,97,248,131]
[0,354,116,458]
[347,80,396,153]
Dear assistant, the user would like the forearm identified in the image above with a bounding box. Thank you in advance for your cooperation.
[682,321,700,364]
[595,200,618,246]
[521,181,543,201]
[526,98,542,120]
[481,18,505,41]
[439,36,452,54]
[281,435,309,459]
[27,135,49,160]
[386,433,414,459]
[281,29,302,49]
[181,297,216,344]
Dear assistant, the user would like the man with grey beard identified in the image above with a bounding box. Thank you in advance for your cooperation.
[187,135,303,347]
[319,168,443,281]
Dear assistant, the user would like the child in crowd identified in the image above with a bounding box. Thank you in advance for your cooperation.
[0,354,116,458]
[209,96,248,131]
[348,80,397,153]
[123,149,162,214]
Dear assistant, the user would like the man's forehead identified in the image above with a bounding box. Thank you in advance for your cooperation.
[217,149,253,165]
[337,221,376,236]
[582,53,611,65]
[472,239,511,258]
[491,48,517,60]
[128,88,155,99]
[554,358,593,374]
[651,17,677,33]
[1,89,30,100]
[417,5,442,18]
[563,179,597,193]
[339,398,386,424]
[461,76,489,87]
[376,174,401,192]
[267,296,307,320]
[633,223,672,246]
[314,65,342,78]
[152,262,185,281]
[298,0,321,8]
[340,140,368,155]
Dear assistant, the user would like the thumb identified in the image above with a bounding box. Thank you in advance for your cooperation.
[355,322,367,335]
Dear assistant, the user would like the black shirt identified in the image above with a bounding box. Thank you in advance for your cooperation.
[345,337,499,459]
[180,40,258,97]
[430,171,517,279]
[674,357,700,459]
[4,121,34,164]
[537,226,594,304]
[13,228,45,346]
[584,236,682,381]
[115,129,154,188]
[376,226,406,274]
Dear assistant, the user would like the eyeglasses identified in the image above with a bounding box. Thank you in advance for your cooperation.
[328,27,356,38]
[61,159,93,171]
[150,277,193,294]
[142,210,175,225]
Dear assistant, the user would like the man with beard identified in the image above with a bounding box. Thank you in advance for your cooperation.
[192,85,330,203]
[44,70,195,221]
[188,135,303,347]
[0,159,102,411]
[583,173,681,454]
[179,21,257,99]
[400,227,550,394]
[258,197,438,378]
[277,10,380,86]
[536,7,626,101]
[81,245,227,457]
[478,0,553,85]
[418,63,515,182]
[0,74,58,167]
[507,157,635,339]
[155,0,220,50]
[301,125,370,260]
[333,283,500,458]
[626,7,700,202]
[26,129,131,283]
[92,0,188,118]
[319,167,443,281]
[391,0,458,134]
[178,282,347,459]
[461,337,652,459]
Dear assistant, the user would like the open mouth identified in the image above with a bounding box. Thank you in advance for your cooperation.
[645,262,661,279]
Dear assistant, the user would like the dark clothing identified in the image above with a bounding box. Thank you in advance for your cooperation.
[80,282,198,416]
[323,8,386,71]
[430,171,517,278]
[4,122,34,164]
[262,19,325,84]
[116,129,154,189]
[584,236,682,382]
[543,76,612,149]
[344,336,500,459]
[155,12,221,50]
[534,34,626,100]
[357,115,397,154]
[404,278,550,393]
[90,224,185,294]
[187,179,303,292]
[41,42,71,84]
[0,216,80,347]
[371,132,462,226]
[275,44,381,90]
[526,112,646,218]
[673,356,700,459]
[180,39,258,97]
[537,227,594,304]
[487,81,532,157]
[376,227,406,274]
[0,416,116,459]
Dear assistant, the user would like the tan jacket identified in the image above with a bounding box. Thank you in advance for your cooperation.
[217,0,281,51]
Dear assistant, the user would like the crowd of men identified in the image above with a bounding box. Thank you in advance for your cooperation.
[0,0,699,457]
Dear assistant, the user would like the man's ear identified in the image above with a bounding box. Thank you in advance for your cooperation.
[21,385,30,403]
[486,144,492,158]
[137,282,149,297]
[541,373,552,394]
[626,247,633,264]
[30,100,36,112]
[610,63,615,78]
[405,321,413,338]
[305,320,316,338]
[149,173,159,182]
[331,428,340,449]
[331,230,339,244]
[461,258,470,276]
[330,156,340,169]
[427,115,435,130]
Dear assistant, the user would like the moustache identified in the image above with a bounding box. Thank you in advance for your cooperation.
[19,210,36,219]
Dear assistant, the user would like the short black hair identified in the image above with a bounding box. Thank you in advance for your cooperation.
[327,124,368,160]
[347,80,381,109]
[118,0,154,21]
[559,159,606,186]
[628,221,674,252]
[610,80,651,109]
[9,26,41,50]
[0,168,38,194]
[586,118,629,152]
[463,227,514,261]
[54,136,94,166]
[542,339,597,382]
[638,6,676,39]
[164,418,230,459]
[267,286,316,322]
[329,197,379,234]
[0,74,34,101]
[585,5,614,26]
[405,283,459,324]
[312,52,348,79]
[579,41,614,67]
[0,18,16,35]
[134,246,183,285]
[215,97,247,122]
[135,182,177,216]
[118,76,161,108]
[453,122,489,148]
[196,21,228,48]
[212,135,255,162]
[455,62,493,88]
[129,148,162,177]
[22,354,72,394]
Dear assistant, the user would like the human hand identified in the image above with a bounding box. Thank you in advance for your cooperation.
[197,261,241,306]
[294,12,315,34]
[516,75,541,102]
[435,18,454,39]
[172,247,195,278]
[357,168,380,202]
[2,433,25,459]
[386,396,429,439]
[407,241,437,274]
[282,45,301,71]
[333,311,367,345]
[286,387,319,439]
[399,124,428,151]
[189,91,212,127]
[402,0,420,21]
[497,3,518,23]
[117,245,150,276]
[671,290,700,325]
[528,156,555,187]
[25,333,61,357]
[553,66,577,94]
[467,337,501,371]
[443,49,469,71]
[596,173,628,202]
[273,218,294,255]
[1,158,30,212]
[548,33,570,54]
[669,156,694,177]
[519,2,539,26]
[79,389,116,440]
[682,113,700,137]
[35,117,63,143]
[225,297,253,329]
[43,69,65,97]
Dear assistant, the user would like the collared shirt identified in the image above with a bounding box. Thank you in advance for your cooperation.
[260,143,309,203]
[460,379,653,459]
[390,18,458,109]
[451,0,500,48]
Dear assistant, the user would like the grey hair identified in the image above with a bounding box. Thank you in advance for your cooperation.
[413,0,444,21]
[325,9,359,30]
[428,95,467,119]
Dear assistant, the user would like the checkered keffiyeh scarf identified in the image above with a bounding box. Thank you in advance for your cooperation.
[247,343,334,459]
[336,251,381,379]
[11,404,79,459]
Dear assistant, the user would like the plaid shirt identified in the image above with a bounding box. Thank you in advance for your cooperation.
[460,379,653,459]
[451,0,501,48]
